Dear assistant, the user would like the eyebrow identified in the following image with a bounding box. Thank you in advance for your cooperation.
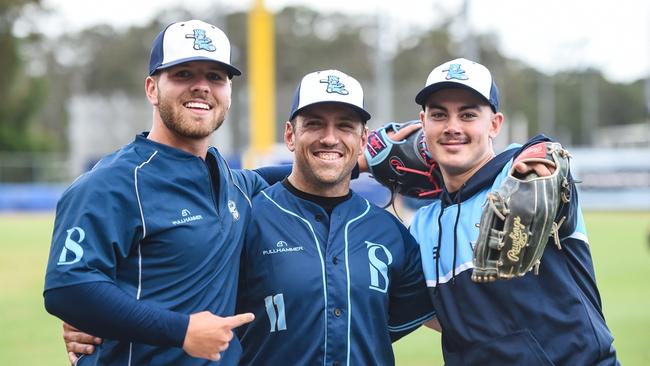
[301,110,361,121]
[170,64,227,73]
[426,103,482,111]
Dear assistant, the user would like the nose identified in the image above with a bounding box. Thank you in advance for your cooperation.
[191,76,210,94]
[443,115,462,136]
[319,124,339,146]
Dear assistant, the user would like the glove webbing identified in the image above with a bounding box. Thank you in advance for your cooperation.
[394,164,442,198]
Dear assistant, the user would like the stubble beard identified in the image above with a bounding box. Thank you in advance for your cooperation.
[296,154,353,194]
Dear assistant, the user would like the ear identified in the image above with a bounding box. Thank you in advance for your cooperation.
[145,76,159,105]
[419,109,426,125]
[284,121,296,152]
[488,112,504,139]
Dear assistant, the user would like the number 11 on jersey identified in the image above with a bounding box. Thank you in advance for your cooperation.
[264,293,287,332]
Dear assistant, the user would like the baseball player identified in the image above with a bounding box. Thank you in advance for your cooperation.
[63,69,436,365]
[44,20,291,365]
[235,69,435,365]
[406,58,618,365]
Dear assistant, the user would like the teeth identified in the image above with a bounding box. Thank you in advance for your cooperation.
[316,152,341,160]
[185,102,210,110]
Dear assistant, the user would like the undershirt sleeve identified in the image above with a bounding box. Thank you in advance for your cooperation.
[44,281,189,348]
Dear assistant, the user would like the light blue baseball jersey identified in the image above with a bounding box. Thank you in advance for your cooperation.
[44,134,268,365]
[410,136,618,365]
[236,181,435,366]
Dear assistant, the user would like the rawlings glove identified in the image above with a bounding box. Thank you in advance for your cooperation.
[471,141,572,282]
[364,121,442,198]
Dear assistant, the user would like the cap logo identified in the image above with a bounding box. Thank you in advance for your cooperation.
[319,75,349,95]
[185,29,216,52]
[444,63,468,80]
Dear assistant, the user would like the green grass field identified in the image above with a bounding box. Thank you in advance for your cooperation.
[1,211,649,365]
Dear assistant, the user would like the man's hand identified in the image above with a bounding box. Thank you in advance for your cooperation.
[182,311,254,361]
[63,322,102,364]
[358,122,421,173]
[512,141,559,178]
[513,161,554,177]
[424,317,442,333]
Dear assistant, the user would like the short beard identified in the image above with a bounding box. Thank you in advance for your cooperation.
[157,93,226,139]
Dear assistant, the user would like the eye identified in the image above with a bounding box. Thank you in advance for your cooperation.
[173,70,192,78]
[207,71,227,81]
[460,112,478,120]
[302,119,322,128]
[429,111,446,120]
[338,121,356,130]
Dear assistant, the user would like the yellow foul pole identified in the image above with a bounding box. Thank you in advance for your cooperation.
[246,0,276,167]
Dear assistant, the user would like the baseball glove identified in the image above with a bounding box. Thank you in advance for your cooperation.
[364,121,442,198]
[471,141,572,283]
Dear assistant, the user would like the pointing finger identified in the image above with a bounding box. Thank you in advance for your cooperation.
[224,313,255,328]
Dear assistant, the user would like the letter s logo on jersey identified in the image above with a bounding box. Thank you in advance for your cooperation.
[366,241,393,293]
[57,227,85,265]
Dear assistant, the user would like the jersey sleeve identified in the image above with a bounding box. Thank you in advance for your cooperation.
[252,164,292,185]
[232,168,273,198]
[387,216,436,342]
[44,282,188,347]
[44,171,142,291]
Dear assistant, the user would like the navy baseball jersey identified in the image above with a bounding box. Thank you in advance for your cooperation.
[44,134,268,365]
[236,182,435,366]
[410,136,618,365]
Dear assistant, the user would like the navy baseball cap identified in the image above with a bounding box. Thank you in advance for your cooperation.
[415,58,499,112]
[148,19,241,77]
[289,69,371,122]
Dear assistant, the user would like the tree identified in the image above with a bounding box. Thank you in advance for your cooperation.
[0,0,51,151]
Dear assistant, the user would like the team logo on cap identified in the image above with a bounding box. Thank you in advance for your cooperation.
[185,29,216,52]
[319,75,349,95]
[444,63,468,80]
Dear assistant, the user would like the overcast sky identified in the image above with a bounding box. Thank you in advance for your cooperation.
[35,0,650,83]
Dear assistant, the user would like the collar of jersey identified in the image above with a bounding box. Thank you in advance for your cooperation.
[135,132,215,161]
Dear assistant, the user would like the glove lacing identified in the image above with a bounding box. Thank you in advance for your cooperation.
[486,192,509,221]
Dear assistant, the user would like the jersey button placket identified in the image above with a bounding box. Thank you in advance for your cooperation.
[334,308,342,317]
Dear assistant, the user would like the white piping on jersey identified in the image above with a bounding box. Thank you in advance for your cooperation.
[344,199,370,366]
[131,150,158,366]
[387,311,436,332]
[426,260,474,287]
[220,151,253,207]
[134,150,157,298]
[134,151,158,241]
[261,191,329,366]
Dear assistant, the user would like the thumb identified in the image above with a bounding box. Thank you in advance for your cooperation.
[224,313,255,329]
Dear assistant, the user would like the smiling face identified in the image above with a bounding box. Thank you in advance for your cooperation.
[146,60,232,142]
[286,102,367,197]
[419,87,503,191]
